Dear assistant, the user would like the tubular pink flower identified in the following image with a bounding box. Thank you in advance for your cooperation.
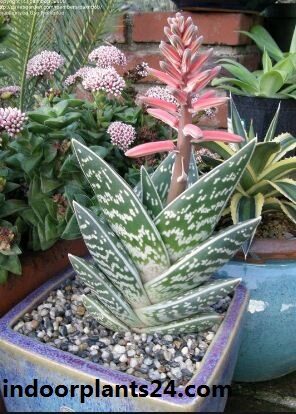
[0,107,27,137]
[139,96,178,114]
[26,51,65,78]
[148,68,180,88]
[184,124,243,143]
[88,46,126,68]
[147,108,179,130]
[107,121,136,152]
[125,140,176,158]
[191,96,228,112]
[82,67,125,96]
[145,86,179,109]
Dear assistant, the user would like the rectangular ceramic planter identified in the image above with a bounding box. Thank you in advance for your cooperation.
[0,268,249,412]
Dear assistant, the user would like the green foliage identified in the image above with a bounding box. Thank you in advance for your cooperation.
[213,25,296,99]
[199,100,296,236]
[2,0,120,109]
[70,139,260,334]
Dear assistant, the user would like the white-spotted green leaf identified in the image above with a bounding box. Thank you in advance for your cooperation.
[136,278,240,326]
[72,202,149,308]
[268,179,296,204]
[230,194,264,257]
[145,217,261,302]
[69,255,143,328]
[72,139,170,283]
[138,313,222,335]
[83,295,128,332]
[141,167,163,219]
[264,104,281,142]
[272,133,296,162]
[264,197,296,224]
[230,98,248,141]
[154,139,257,261]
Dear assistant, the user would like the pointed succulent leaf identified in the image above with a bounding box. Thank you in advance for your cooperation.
[230,193,264,224]
[83,295,128,332]
[267,179,296,203]
[258,157,296,181]
[264,104,281,142]
[264,197,296,224]
[272,133,296,162]
[136,278,240,326]
[69,255,143,328]
[141,167,163,219]
[154,139,256,261]
[139,313,222,335]
[230,99,248,141]
[249,142,280,176]
[230,194,264,257]
[72,140,170,283]
[145,218,260,302]
[72,203,150,308]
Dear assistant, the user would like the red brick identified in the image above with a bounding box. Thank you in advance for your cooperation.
[132,12,260,46]
[106,15,126,44]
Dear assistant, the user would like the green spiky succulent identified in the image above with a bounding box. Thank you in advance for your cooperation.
[199,101,296,244]
[69,138,259,335]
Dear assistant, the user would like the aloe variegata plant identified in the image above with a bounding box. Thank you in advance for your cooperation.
[69,13,260,335]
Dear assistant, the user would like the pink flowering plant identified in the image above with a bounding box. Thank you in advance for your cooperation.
[69,14,260,336]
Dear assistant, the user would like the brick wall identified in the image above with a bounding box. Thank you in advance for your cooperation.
[108,11,261,129]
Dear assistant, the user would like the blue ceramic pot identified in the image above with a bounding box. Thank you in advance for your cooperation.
[215,239,296,382]
[0,268,249,412]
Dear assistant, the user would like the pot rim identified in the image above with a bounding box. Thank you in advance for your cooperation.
[0,267,249,409]
[235,238,296,262]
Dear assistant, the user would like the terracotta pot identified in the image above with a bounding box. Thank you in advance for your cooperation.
[0,239,87,318]
[0,268,249,412]
[215,238,296,382]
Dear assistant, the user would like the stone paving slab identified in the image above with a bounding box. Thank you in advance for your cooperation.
[226,371,296,412]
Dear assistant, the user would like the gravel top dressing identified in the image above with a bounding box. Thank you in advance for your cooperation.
[13,276,231,388]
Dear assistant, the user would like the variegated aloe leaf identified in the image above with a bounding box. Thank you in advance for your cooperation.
[264,197,296,224]
[272,133,296,162]
[267,179,296,203]
[249,142,280,176]
[258,157,296,181]
[72,202,150,308]
[136,278,240,326]
[229,98,248,143]
[154,139,257,261]
[69,255,143,328]
[141,167,163,219]
[145,217,261,302]
[72,139,170,283]
[187,151,199,187]
[83,295,128,332]
[264,104,280,142]
[230,194,264,257]
[138,313,222,335]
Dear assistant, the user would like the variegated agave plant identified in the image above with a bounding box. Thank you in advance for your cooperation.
[199,100,296,253]
[69,13,261,335]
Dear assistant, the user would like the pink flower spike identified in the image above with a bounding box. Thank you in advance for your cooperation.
[125,141,176,158]
[200,130,244,143]
[147,108,179,129]
[186,67,221,93]
[191,96,228,112]
[139,96,178,113]
[183,124,203,139]
[160,61,182,81]
[189,36,204,55]
[148,68,180,88]
[189,49,213,77]
[159,42,181,66]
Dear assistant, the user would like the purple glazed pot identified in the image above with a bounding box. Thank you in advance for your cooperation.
[0,267,249,412]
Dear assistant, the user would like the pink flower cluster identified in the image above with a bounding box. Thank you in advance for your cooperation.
[82,67,125,97]
[107,121,136,152]
[89,46,126,68]
[26,51,65,79]
[0,107,27,137]
[0,86,20,97]
[64,67,93,86]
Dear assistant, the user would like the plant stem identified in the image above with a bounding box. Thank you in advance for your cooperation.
[167,105,192,204]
